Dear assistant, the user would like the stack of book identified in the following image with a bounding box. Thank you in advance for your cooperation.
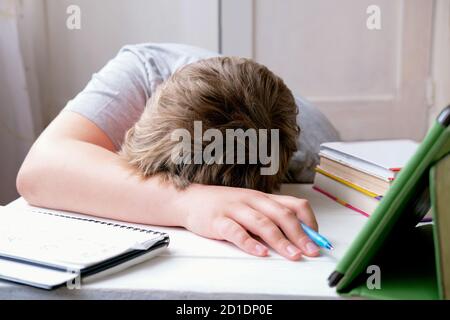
[313,140,418,217]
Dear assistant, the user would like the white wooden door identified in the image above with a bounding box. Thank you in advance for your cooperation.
[221,0,434,141]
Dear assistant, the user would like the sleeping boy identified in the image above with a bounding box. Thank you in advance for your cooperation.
[17,43,339,261]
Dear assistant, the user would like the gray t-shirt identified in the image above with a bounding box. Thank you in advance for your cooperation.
[64,43,340,182]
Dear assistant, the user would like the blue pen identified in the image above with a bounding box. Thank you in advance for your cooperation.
[301,223,334,250]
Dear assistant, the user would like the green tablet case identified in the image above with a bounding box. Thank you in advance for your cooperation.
[328,105,450,300]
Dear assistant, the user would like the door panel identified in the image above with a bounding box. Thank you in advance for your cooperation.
[222,0,433,140]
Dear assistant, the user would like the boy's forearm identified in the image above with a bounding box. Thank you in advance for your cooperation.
[17,139,187,227]
[16,129,321,260]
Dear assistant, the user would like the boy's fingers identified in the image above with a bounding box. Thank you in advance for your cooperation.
[229,207,303,261]
[266,194,319,231]
[248,197,320,257]
[215,217,268,257]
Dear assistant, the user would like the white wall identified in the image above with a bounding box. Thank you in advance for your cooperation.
[430,0,450,125]
[16,0,49,135]
[0,1,35,204]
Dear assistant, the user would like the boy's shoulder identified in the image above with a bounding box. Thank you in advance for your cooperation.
[117,43,220,78]
[120,42,219,57]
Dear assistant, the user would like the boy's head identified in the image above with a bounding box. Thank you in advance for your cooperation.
[120,56,299,193]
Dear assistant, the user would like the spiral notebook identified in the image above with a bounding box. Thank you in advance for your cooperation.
[0,206,169,289]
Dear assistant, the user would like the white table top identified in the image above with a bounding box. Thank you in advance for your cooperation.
[0,184,368,299]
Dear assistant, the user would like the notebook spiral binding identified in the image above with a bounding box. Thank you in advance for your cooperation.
[30,208,167,237]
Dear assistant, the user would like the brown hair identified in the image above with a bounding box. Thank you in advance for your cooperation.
[120,56,299,193]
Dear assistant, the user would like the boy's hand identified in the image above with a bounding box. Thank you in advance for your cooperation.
[177,184,320,261]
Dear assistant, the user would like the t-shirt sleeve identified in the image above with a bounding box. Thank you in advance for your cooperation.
[64,47,159,150]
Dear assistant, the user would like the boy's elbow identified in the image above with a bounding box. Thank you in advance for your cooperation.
[16,159,42,204]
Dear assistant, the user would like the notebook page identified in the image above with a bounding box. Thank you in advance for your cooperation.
[0,207,165,269]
